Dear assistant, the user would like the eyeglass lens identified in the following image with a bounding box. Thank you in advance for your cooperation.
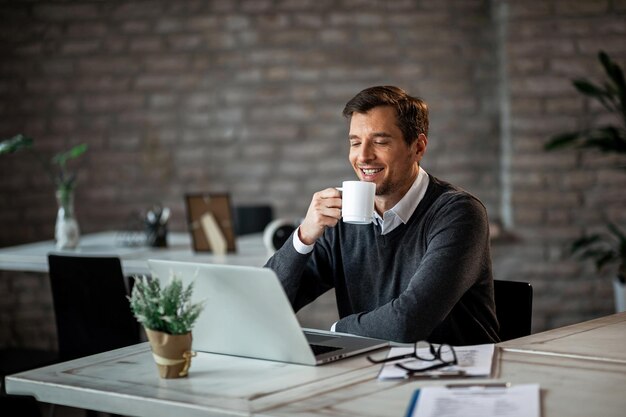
[437,344,456,364]
[414,341,437,361]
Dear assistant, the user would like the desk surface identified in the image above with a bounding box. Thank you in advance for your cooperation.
[7,340,383,417]
[0,231,270,274]
[269,349,626,417]
[7,312,626,417]
[499,311,626,364]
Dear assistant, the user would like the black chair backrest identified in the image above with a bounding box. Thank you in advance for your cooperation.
[47,255,140,361]
[493,280,533,341]
[233,205,273,235]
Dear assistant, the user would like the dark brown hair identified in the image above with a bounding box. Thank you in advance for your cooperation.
[342,86,429,146]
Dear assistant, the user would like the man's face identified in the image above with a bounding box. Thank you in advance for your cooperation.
[348,106,426,205]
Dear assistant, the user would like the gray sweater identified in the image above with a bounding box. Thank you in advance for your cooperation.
[265,175,500,345]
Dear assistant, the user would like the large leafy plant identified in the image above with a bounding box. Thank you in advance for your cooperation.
[570,223,626,283]
[128,275,205,335]
[545,51,626,283]
[545,51,626,166]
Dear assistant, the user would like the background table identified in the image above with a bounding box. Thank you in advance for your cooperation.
[0,231,272,274]
[0,230,338,344]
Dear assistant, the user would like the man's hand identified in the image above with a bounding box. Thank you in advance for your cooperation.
[298,188,342,245]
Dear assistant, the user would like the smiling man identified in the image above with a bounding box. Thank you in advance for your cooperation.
[265,86,500,345]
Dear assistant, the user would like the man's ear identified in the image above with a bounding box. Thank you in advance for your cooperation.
[415,133,428,157]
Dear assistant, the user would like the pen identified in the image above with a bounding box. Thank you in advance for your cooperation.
[405,370,467,379]
[446,382,511,389]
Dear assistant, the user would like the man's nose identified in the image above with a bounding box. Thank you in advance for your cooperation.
[356,142,375,162]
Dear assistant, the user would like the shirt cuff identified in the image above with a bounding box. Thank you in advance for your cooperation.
[292,226,315,254]
[330,321,337,332]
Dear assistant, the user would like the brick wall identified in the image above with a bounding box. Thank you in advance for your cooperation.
[497,0,626,329]
[0,0,625,348]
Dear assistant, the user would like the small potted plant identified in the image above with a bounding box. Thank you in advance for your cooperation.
[128,274,205,378]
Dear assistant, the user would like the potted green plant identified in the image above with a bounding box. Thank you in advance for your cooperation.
[128,274,205,378]
[545,50,626,311]
[0,134,88,249]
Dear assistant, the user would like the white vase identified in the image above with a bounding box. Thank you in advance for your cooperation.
[55,188,80,249]
[613,278,626,313]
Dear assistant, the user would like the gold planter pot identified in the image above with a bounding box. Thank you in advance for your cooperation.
[145,328,195,378]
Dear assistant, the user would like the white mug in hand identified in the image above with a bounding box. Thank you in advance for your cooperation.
[338,181,376,224]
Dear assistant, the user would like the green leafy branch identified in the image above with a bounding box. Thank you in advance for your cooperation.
[571,222,626,283]
[545,51,626,169]
[128,274,205,335]
[0,134,88,196]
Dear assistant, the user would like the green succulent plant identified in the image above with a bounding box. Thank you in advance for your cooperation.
[128,275,205,335]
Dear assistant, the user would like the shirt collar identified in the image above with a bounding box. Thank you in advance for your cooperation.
[373,166,430,225]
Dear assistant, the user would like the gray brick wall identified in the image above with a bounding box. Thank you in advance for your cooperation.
[0,0,625,348]
[498,0,626,330]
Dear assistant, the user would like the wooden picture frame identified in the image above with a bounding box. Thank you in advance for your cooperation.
[184,193,237,253]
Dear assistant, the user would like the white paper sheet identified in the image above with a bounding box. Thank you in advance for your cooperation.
[407,383,540,417]
[377,343,495,379]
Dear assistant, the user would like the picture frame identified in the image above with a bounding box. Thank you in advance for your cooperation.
[184,193,237,253]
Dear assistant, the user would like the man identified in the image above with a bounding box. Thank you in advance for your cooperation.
[265,86,499,345]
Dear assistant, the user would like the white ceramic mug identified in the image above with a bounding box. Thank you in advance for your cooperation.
[338,181,376,224]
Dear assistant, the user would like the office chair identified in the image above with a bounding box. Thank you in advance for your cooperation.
[233,205,274,236]
[47,255,141,362]
[493,280,533,341]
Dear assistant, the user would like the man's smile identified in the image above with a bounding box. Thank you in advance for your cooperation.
[359,167,383,180]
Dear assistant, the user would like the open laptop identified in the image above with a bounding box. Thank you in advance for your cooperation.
[147,259,388,365]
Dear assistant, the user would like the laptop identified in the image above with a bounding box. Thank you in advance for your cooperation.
[147,259,388,365]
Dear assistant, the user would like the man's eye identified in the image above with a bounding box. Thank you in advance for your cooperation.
[350,142,360,147]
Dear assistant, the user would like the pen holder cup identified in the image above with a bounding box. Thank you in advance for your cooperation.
[145,223,167,248]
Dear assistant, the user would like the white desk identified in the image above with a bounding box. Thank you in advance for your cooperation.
[6,341,383,417]
[0,231,271,274]
[7,313,626,417]
[499,312,626,364]
[265,350,626,417]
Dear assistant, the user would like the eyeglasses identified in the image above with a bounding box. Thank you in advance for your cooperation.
[367,341,459,376]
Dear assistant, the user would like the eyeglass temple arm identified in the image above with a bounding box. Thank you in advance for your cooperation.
[395,360,458,374]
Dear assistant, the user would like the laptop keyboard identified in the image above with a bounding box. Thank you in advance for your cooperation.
[310,344,342,355]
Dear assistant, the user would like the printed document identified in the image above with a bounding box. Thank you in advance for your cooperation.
[407,383,540,417]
